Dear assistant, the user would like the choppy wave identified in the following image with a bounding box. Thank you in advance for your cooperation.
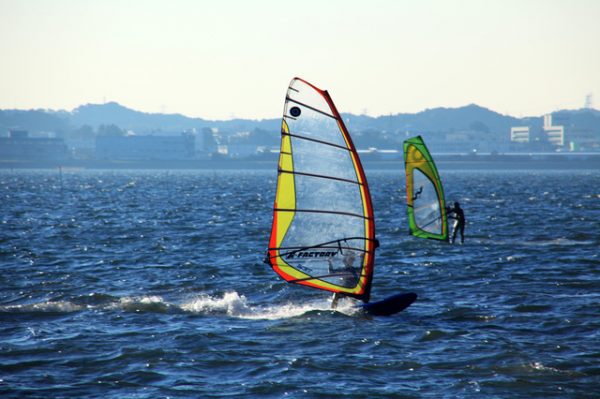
[0,300,85,314]
[521,238,596,246]
[2,170,600,398]
[0,292,361,320]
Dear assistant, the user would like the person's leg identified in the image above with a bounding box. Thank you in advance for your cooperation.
[331,293,340,309]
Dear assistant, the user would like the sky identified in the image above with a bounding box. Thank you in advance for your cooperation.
[1,0,599,120]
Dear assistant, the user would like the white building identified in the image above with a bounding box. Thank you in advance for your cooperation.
[510,127,530,143]
[543,114,564,147]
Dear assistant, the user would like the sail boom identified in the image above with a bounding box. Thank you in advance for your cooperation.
[288,271,368,284]
[269,236,376,251]
[268,246,369,260]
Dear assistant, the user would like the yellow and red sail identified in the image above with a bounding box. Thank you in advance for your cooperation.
[266,78,376,302]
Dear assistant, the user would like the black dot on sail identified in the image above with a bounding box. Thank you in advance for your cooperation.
[290,106,301,117]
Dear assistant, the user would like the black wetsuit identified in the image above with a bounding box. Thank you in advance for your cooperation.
[450,206,465,244]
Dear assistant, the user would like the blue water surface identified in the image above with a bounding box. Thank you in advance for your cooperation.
[1,169,599,398]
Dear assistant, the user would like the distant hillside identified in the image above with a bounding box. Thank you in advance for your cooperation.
[1,102,599,142]
[0,109,70,134]
[64,102,584,136]
[343,104,521,134]
[70,102,282,133]
[71,102,204,132]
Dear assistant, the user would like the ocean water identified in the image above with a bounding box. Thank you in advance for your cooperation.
[1,168,599,398]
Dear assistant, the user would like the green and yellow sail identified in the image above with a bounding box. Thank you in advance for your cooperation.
[403,135,448,241]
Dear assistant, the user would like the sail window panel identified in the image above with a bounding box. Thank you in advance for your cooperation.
[281,212,365,247]
[293,173,364,218]
[289,135,357,182]
[285,105,348,148]
[280,213,366,290]
[412,169,442,234]
[287,79,335,119]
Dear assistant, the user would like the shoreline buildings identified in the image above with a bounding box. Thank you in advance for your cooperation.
[510,113,565,150]
[0,130,69,161]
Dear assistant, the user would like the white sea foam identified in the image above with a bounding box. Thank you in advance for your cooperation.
[181,291,247,314]
[180,291,360,320]
[0,296,171,314]
[522,238,595,246]
[527,361,572,375]
[116,295,172,313]
[119,295,165,305]
[0,300,83,313]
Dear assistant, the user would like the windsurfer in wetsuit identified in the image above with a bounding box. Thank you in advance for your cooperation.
[447,201,465,244]
[329,250,361,309]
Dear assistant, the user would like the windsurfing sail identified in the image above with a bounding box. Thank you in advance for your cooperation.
[403,135,448,241]
[265,77,377,303]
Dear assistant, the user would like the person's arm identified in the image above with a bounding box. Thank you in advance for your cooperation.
[328,258,334,273]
